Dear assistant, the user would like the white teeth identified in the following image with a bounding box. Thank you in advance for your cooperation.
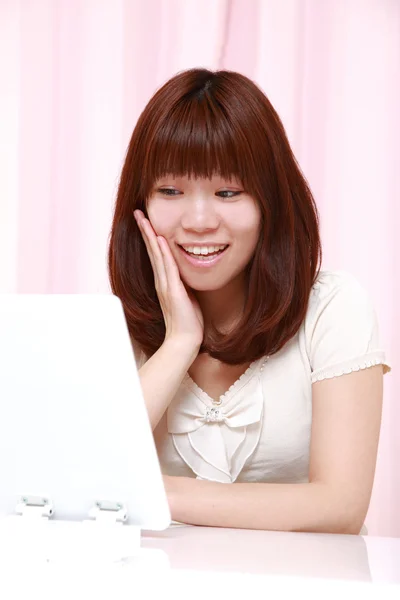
[182,244,227,256]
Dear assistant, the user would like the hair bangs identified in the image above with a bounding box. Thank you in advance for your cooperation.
[143,95,248,193]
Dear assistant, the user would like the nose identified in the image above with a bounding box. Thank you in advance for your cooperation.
[180,197,220,233]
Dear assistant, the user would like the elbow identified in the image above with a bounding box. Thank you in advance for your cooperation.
[332,497,369,536]
[325,520,362,536]
[309,484,368,535]
[339,514,366,536]
[300,518,364,536]
[330,505,368,536]
[310,514,365,536]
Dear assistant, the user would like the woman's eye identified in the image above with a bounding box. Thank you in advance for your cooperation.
[217,191,241,199]
[158,188,180,196]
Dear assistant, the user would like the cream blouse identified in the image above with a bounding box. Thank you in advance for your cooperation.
[134,270,391,488]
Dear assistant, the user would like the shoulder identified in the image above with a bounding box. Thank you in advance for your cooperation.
[306,269,376,328]
[310,269,369,305]
[304,269,390,382]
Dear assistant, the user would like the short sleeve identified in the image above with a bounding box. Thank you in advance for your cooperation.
[305,271,391,384]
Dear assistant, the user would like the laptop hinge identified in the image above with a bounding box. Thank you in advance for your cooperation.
[87,500,128,525]
[15,495,53,520]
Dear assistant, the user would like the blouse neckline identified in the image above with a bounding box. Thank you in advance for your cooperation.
[184,356,268,406]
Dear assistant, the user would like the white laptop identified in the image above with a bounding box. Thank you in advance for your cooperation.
[0,294,171,561]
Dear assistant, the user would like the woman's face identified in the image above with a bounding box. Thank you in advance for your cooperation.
[146,174,262,291]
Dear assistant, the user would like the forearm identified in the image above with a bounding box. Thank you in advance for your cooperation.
[138,337,199,430]
[167,477,362,534]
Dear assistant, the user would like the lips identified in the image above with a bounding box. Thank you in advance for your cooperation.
[178,243,228,249]
[177,244,229,268]
[180,246,225,257]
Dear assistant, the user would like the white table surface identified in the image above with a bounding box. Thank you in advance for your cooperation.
[142,522,400,584]
[0,522,399,600]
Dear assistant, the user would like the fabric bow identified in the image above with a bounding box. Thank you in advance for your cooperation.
[167,371,265,483]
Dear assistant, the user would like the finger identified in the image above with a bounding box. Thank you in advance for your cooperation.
[135,217,158,278]
[135,212,169,292]
[136,218,156,270]
[157,236,182,290]
[138,218,167,289]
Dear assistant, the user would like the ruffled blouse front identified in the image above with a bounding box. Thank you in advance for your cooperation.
[167,356,269,483]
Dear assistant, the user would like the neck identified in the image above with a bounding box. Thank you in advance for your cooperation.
[193,274,247,334]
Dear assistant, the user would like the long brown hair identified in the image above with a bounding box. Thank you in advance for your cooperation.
[108,68,322,365]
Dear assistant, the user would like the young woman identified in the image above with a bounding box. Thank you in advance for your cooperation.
[108,68,391,534]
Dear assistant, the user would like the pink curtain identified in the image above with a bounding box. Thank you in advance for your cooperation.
[1,0,398,536]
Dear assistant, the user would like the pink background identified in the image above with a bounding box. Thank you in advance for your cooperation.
[1,0,398,536]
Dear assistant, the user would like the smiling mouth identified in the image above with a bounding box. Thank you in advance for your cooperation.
[177,244,230,267]
[178,245,229,258]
